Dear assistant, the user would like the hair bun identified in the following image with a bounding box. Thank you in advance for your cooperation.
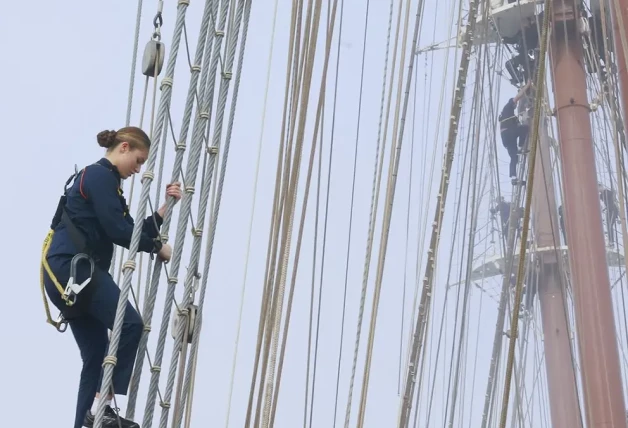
[97,130,118,148]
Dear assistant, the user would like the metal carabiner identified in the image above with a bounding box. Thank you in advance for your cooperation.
[55,314,68,333]
[62,253,95,307]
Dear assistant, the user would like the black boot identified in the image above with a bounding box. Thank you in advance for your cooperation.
[83,406,140,428]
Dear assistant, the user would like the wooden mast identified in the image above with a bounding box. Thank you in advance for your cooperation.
[549,1,627,426]
[531,109,582,428]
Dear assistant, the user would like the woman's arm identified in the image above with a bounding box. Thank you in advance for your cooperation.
[155,182,183,220]
[130,182,182,238]
[157,205,167,219]
[513,81,531,103]
[80,166,161,253]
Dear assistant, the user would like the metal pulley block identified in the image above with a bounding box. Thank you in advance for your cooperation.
[171,303,198,344]
[142,39,166,77]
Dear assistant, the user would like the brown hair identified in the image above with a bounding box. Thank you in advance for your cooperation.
[96,126,151,152]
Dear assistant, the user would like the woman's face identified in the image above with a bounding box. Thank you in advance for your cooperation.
[114,142,148,179]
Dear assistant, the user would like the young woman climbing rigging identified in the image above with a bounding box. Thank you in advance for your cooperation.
[499,81,531,185]
[41,126,182,428]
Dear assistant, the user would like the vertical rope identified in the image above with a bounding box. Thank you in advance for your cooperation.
[140,2,227,427]
[244,3,302,426]
[355,0,416,424]
[110,0,145,277]
[245,2,324,426]
[397,0,479,424]
[446,50,486,427]
[252,3,313,426]
[224,0,278,423]
[155,1,241,427]
[125,0,218,420]
[266,2,339,425]
[261,0,324,424]
[171,1,253,425]
[343,0,404,423]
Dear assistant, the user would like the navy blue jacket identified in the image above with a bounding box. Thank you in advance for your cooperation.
[499,98,519,132]
[47,158,163,272]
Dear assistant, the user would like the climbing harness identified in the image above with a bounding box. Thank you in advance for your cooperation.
[40,167,95,333]
[40,162,154,332]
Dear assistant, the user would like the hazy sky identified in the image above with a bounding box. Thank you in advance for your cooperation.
[0,1,529,427]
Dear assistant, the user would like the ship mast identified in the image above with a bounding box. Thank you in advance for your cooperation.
[473,1,586,425]
[530,109,582,427]
[508,4,584,425]
[549,1,627,426]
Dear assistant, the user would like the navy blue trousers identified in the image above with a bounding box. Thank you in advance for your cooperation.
[44,255,143,428]
[501,124,529,178]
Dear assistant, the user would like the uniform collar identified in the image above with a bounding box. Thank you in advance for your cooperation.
[95,158,122,182]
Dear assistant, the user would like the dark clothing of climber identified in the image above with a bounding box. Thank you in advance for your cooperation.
[507,242,536,316]
[600,188,619,245]
[508,264,536,316]
[490,199,522,239]
[46,158,164,272]
[523,263,537,312]
[505,55,526,86]
[505,51,537,86]
[491,200,511,236]
[43,158,164,428]
[44,259,143,428]
[558,205,567,245]
[500,98,529,179]
[503,24,540,85]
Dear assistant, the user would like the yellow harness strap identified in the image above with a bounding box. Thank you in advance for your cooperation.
[40,230,70,330]
[499,114,517,124]
[499,114,519,133]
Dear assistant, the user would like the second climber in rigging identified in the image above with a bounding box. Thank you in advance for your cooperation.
[558,204,567,245]
[499,81,531,186]
[41,127,182,428]
[503,19,540,86]
[490,196,523,240]
[599,183,619,247]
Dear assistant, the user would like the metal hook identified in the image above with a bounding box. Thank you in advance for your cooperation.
[62,253,95,307]
[55,314,68,333]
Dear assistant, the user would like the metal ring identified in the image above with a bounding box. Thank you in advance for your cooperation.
[56,320,68,333]
[153,12,163,29]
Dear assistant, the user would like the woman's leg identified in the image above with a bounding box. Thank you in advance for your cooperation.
[43,256,110,427]
[86,268,143,396]
[517,124,529,150]
[501,129,519,178]
[507,143,519,178]
[69,317,109,428]
[44,258,143,426]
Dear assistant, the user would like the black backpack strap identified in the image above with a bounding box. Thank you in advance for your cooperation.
[61,209,89,255]
[50,172,78,230]
[49,168,91,256]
